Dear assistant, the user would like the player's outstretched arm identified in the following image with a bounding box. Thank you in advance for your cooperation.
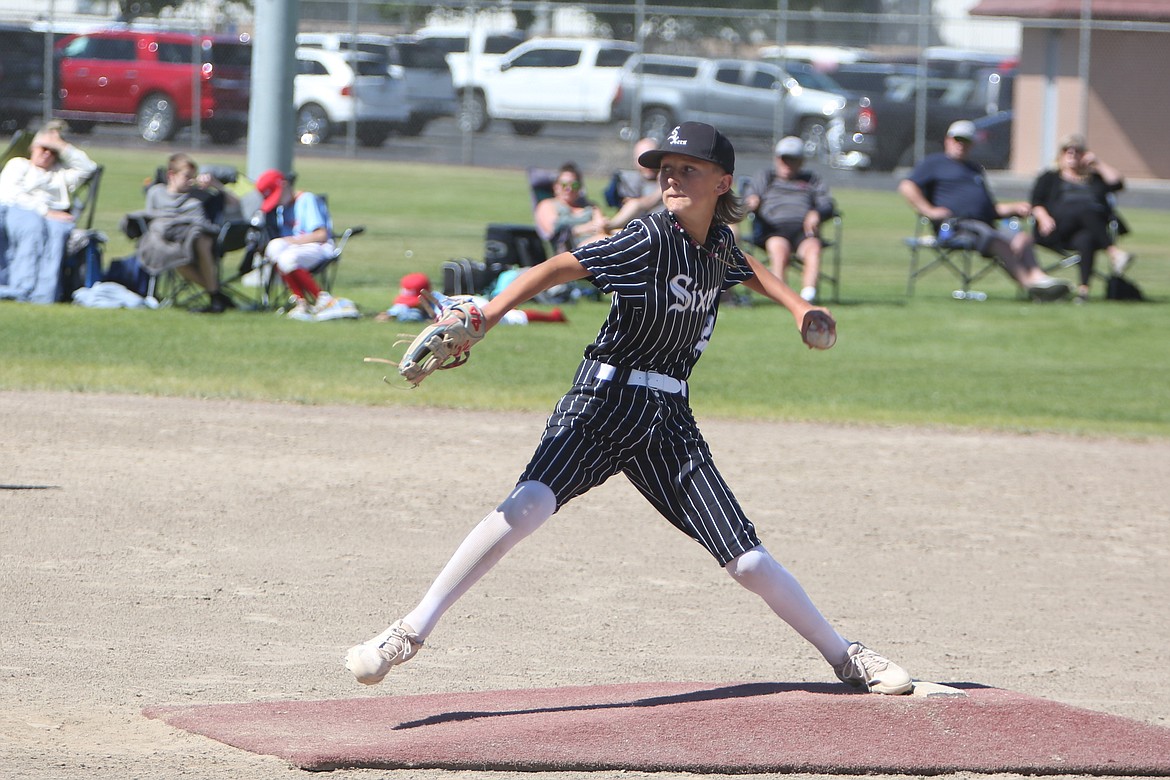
[482,252,589,329]
[741,254,836,350]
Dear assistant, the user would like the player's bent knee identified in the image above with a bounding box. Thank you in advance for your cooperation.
[724,545,775,586]
[497,480,555,536]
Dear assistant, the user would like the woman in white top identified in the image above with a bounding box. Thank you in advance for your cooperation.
[0,123,98,303]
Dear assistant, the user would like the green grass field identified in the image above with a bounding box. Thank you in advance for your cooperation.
[3,147,1167,438]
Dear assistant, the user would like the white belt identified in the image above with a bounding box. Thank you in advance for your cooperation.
[595,363,687,396]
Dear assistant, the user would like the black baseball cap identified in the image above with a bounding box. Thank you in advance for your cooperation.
[638,122,735,175]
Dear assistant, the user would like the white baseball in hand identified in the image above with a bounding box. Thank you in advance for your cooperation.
[802,312,837,350]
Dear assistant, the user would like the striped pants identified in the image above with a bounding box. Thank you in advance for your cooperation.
[519,360,762,566]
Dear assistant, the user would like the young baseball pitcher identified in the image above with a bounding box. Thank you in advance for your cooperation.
[349,122,913,695]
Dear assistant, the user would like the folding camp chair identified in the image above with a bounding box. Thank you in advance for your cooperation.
[0,129,32,168]
[526,166,609,255]
[121,165,255,309]
[1,130,106,302]
[1035,197,1128,287]
[257,212,365,312]
[56,165,107,301]
[741,197,844,303]
[904,215,1000,296]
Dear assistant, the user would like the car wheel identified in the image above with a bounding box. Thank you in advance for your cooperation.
[400,115,428,137]
[639,107,675,142]
[64,120,95,135]
[457,92,489,133]
[296,103,331,145]
[136,93,178,143]
[356,123,391,147]
[206,123,245,145]
[511,121,543,136]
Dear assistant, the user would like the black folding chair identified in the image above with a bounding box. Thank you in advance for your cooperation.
[904,215,999,296]
[743,203,844,303]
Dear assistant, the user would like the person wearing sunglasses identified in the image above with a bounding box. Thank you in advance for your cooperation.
[0,121,98,304]
[1031,133,1133,302]
[534,162,609,253]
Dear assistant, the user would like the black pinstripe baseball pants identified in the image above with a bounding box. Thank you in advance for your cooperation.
[518,360,762,566]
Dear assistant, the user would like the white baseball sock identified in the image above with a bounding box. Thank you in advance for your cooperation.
[725,545,851,664]
[402,481,556,639]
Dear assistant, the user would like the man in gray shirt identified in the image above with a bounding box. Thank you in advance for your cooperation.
[743,136,832,303]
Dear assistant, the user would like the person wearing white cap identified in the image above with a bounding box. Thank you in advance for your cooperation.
[742,136,833,303]
[898,120,1072,301]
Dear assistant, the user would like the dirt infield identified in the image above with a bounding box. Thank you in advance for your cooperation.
[2,390,1168,780]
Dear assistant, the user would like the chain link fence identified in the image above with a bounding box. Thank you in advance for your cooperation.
[3,1,1167,179]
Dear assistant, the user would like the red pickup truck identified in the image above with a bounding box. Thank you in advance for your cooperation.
[55,28,251,144]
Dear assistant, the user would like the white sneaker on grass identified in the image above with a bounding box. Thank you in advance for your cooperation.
[313,293,360,321]
[286,296,314,321]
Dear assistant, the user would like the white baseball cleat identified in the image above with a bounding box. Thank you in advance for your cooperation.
[833,642,914,695]
[345,619,423,685]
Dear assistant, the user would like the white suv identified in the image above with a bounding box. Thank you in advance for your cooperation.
[294,47,409,146]
[296,32,458,136]
[461,38,636,135]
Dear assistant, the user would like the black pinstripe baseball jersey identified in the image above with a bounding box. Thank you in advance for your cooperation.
[572,210,754,380]
[517,210,764,566]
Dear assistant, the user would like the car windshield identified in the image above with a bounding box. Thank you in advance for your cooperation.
[209,42,251,68]
[396,42,449,70]
[785,63,847,94]
[352,58,390,77]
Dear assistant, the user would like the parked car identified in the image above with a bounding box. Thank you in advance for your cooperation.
[0,24,49,132]
[968,110,1012,170]
[413,26,525,91]
[458,37,636,135]
[294,46,410,146]
[612,54,855,164]
[296,32,458,136]
[821,60,1011,170]
[54,28,251,144]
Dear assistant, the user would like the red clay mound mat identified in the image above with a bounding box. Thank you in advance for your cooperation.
[143,681,1170,774]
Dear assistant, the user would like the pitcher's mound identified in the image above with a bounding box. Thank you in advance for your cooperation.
[144,681,1170,774]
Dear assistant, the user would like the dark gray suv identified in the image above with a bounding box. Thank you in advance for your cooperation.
[0,24,49,132]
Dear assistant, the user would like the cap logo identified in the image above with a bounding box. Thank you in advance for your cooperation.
[666,126,686,147]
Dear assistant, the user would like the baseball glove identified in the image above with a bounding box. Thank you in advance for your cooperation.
[366,297,488,388]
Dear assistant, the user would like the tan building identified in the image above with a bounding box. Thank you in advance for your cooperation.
[971,0,1169,179]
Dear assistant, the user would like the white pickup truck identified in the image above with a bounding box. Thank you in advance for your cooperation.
[453,37,637,135]
[414,27,526,92]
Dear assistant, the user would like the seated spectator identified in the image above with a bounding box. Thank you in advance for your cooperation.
[1031,133,1133,303]
[0,121,98,304]
[135,152,236,313]
[742,136,832,303]
[534,162,608,253]
[898,120,1072,301]
[254,169,358,322]
[604,137,664,231]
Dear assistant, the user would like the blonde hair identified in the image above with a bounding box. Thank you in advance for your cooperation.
[713,188,748,227]
[1056,133,1087,165]
[167,152,197,175]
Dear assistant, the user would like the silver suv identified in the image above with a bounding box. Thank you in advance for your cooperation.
[613,55,853,162]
